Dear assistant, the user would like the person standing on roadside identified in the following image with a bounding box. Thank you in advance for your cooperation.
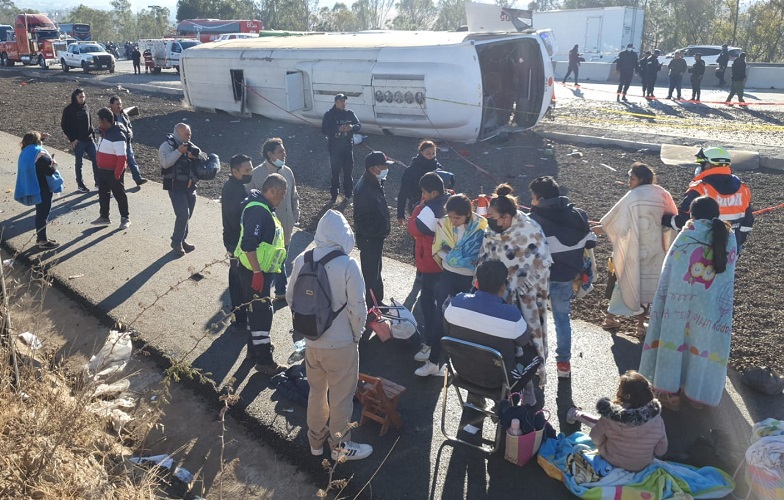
[288,210,373,462]
[60,88,97,193]
[14,131,60,249]
[725,52,747,104]
[716,44,730,86]
[562,45,581,86]
[92,108,130,230]
[397,140,443,224]
[528,176,595,379]
[644,50,662,99]
[666,50,687,100]
[247,137,300,301]
[131,45,142,75]
[321,94,361,203]
[638,50,651,97]
[236,173,289,375]
[158,123,203,256]
[689,53,706,102]
[222,154,254,333]
[109,95,148,187]
[353,151,392,308]
[615,44,638,101]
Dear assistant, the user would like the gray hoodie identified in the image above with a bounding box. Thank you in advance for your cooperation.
[287,210,366,349]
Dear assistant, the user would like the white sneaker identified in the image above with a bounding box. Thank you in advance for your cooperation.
[415,361,445,377]
[311,445,324,456]
[119,217,131,229]
[331,441,373,461]
[414,344,431,362]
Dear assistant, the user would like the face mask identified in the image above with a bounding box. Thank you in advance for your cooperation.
[241,174,253,184]
[272,159,285,168]
[376,169,388,181]
[487,218,504,233]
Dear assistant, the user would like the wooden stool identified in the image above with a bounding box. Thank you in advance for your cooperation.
[355,373,406,436]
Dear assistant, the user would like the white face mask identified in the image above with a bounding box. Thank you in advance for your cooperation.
[272,159,285,168]
[376,169,388,181]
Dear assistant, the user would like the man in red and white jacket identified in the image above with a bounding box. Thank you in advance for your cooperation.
[93,107,131,229]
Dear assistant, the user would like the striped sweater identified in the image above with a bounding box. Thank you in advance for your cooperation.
[97,124,128,178]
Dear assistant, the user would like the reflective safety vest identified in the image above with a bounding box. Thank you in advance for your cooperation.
[688,168,751,226]
[235,201,287,273]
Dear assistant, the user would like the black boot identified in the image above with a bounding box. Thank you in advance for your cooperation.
[251,343,288,375]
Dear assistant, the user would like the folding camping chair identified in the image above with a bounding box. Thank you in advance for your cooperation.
[440,336,514,454]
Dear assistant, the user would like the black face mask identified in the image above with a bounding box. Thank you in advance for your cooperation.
[487,218,505,233]
[241,174,253,184]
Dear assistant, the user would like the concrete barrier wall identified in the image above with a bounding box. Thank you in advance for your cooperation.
[553,61,784,89]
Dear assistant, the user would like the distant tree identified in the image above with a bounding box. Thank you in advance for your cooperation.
[111,0,137,42]
[0,0,18,25]
[259,0,317,30]
[176,0,260,22]
[63,5,114,43]
[312,2,360,31]
[138,7,173,38]
[433,0,466,31]
[390,0,437,29]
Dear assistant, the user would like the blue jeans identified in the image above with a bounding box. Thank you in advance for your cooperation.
[549,280,574,363]
[168,188,197,246]
[73,139,97,188]
[126,142,143,184]
[274,266,288,295]
[419,272,441,347]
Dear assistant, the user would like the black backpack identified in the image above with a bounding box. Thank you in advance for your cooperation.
[291,249,347,340]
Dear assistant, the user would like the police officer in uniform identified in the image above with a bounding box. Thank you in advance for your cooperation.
[321,94,361,203]
[662,146,753,252]
[236,173,289,374]
[615,44,638,101]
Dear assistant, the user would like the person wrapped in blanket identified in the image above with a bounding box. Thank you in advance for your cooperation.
[566,370,667,483]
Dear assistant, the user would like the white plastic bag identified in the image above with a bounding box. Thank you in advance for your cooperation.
[83,330,133,381]
[388,298,417,340]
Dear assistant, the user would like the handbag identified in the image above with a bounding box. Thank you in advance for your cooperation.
[46,170,64,194]
[504,406,551,467]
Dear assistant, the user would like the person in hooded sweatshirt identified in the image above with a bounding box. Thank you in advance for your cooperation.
[287,210,373,462]
[247,137,300,300]
[584,371,667,472]
[528,177,595,379]
[397,140,443,224]
[60,88,97,193]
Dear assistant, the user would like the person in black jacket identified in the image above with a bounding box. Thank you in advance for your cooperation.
[716,44,730,86]
[60,88,97,193]
[131,45,141,75]
[321,94,361,202]
[689,53,706,101]
[396,140,443,224]
[528,176,595,379]
[562,45,581,86]
[615,44,638,101]
[644,50,662,98]
[222,154,254,332]
[353,151,392,307]
[638,50,651,97]
[726,52,747,104]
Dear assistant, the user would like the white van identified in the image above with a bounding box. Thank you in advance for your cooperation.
[137,38,201,73]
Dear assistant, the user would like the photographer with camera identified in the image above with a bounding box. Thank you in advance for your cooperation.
[159,123,206,256]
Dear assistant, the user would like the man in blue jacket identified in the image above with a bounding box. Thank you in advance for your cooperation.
[529,176,595,378]
[321,94,361,202]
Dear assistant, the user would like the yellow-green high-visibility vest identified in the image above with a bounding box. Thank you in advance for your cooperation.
[235,201,286,273]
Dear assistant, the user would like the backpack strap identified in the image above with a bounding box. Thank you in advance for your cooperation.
[316,249,348,315]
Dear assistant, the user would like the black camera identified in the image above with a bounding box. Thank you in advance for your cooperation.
[184,142,201,156]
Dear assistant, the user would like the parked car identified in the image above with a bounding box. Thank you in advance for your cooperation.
[662,45,742,68]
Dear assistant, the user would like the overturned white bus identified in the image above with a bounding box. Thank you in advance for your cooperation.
[179,30,555,143]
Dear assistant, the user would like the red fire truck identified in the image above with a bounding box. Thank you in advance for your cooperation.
[175,19,263,43]
[0,13,61,68]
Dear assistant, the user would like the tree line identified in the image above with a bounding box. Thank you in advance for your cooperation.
[1,0,782,62]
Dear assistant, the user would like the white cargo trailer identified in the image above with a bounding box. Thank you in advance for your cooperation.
[532,6,644,62]
[179,31,556,143]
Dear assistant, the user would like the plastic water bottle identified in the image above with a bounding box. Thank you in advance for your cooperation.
[508,418,522,436]
[288,339,307,364]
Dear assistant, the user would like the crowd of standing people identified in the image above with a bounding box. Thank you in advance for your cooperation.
[12,86,757,467]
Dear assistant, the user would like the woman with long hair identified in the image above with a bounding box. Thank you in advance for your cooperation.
[592,163,678,337]
[14,131,60,249]
[479,183,552,384]
[639,196,737,410]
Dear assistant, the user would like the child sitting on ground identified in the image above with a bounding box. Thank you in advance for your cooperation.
[569,370,668,473]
